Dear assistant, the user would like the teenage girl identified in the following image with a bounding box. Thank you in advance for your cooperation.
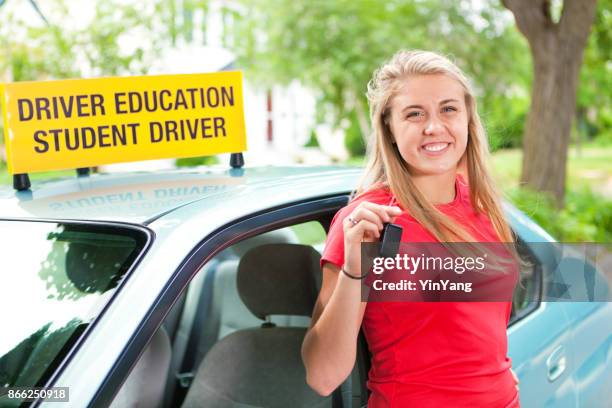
[302,50,520,408]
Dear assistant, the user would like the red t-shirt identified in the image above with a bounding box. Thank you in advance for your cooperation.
[321,175,520,407]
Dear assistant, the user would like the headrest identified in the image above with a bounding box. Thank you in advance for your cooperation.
[237,243,320,320]
[228,228,298,258]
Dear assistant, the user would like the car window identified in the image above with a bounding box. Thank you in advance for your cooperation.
[160,219,342,407]
[197,221,322,346]
[290,220,327,249]
[0,220,147,401]
[509,238,542,325]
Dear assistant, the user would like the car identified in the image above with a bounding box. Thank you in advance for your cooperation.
[0,165,610,408]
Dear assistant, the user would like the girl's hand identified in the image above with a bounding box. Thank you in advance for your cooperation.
[342,202,402,274]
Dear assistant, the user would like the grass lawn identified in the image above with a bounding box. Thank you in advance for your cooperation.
[347,144,612,198]
[0,164,74,186]
[490,145,612,197]
[1,145,610,198]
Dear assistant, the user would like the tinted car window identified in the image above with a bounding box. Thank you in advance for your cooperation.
[0,221,147,401]
[510,239,542,324]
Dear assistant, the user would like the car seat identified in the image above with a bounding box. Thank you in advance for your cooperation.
[181,243,331,408]
[164,229,301,406]
[110,326,171,408]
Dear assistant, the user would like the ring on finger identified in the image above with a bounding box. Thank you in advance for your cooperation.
[348,216,359,226]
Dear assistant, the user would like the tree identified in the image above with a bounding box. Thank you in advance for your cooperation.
[576,0,612,146]
[0,0,210,167]
[502,0,598,207]
[235,0,531,154]
[0,0,212,82]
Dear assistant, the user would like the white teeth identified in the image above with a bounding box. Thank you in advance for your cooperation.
[423,143,449,152]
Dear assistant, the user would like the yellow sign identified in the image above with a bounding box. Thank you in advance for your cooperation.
[0,71,247,174]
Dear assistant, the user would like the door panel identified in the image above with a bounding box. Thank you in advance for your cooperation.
[508,302,577,407]
[561,301,612,407]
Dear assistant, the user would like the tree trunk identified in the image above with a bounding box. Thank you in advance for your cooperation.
[521,37,584,205]
[503,0,597,207]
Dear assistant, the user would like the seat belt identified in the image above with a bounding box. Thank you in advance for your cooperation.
[331,385,344,408]
[357,331,371,407]
[176,258,220,399]
[164,258,220,406]
[336,374,352,408]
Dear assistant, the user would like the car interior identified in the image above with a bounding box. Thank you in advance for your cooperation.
[110,215,369,408]
[109,214,539,408]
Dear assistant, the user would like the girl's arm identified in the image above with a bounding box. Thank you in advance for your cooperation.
[302,202,401,396]
[301,263,367,396]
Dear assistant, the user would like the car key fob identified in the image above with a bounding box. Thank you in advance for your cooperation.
[380,223,402,258]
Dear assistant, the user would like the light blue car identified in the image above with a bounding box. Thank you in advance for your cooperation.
[0,166,610,407]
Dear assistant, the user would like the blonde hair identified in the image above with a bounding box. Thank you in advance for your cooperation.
[358,49,514,244]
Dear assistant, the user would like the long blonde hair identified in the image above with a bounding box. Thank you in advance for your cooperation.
[358,50,514,244]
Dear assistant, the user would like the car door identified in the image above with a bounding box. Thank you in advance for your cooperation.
[561,300,612,407]
[556,246,612,407]
[507,238,579,408]
[99,193,351,408]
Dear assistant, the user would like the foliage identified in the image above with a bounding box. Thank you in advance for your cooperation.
[493,145,611,242]
[0,1,164,81]
[576,0,612,142]
[82,2,155,76]
[0,0,162,167]
[234,0,532,152]
[304,129,320,148]
[0,319,83,391]
[344,110,366,156]
[507,186,612,242]
[0,0,212,169]
[290,221,326,246]
[483,93,528,150]
[0,0,212,97]
[154,0,210,46]
[233,0,608,154]
[175,155,219,167]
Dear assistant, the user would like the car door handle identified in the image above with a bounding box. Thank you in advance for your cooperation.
[546,345,567,382]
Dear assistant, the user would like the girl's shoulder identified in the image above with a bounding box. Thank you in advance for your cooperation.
[350,184,394,206]
[341,174,471,218]
[331,185,393,224]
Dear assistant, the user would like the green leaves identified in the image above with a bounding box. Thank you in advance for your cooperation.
[507,185,612,242]
[577,0,612,140]
[233,0,532,150]
[0,0,199,81]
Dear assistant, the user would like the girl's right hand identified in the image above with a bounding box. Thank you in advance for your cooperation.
[342,202,402,275]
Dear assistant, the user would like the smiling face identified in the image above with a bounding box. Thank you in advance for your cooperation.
[387,74,469,177]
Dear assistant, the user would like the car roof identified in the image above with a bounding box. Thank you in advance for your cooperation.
[0,166,361,224]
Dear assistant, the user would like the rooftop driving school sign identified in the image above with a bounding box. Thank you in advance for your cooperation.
[0,71,246,174]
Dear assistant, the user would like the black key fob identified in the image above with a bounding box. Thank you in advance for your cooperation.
[380,223,402,258]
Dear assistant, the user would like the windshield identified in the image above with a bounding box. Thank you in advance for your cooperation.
[0,220,148,398]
